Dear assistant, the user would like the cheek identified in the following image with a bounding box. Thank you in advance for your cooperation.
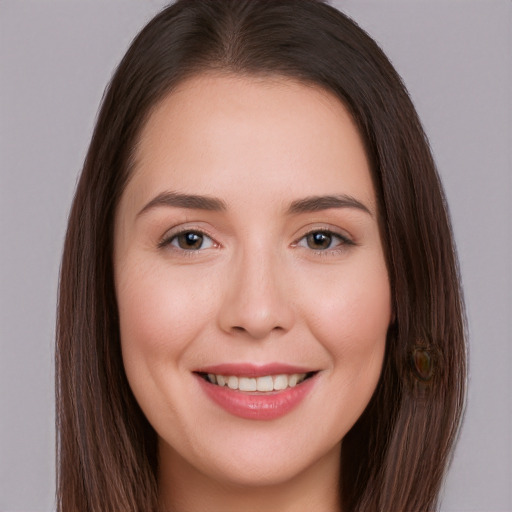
[116,258,214,370]
[115,258,222,433]
[304,259,391,437]
[305,256,391,372]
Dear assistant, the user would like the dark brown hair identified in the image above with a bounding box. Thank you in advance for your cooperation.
[56,1,466,510]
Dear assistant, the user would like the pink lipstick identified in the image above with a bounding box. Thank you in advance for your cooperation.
[194,363,318,420]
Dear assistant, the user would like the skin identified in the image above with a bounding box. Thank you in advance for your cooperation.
[114,73,392,512]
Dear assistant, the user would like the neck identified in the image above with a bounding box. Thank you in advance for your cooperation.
[157,442,342,512]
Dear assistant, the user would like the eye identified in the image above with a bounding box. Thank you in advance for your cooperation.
[163,230,215,251]
[297,230,352,251]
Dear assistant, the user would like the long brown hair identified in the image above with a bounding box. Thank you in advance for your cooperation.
[56,1,466,510]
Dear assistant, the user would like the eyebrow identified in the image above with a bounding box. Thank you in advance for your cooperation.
[137,191,372,218]
[286,194,373,216]
[137,191,227,217]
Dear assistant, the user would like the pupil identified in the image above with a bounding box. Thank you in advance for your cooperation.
[179,232,202,249]
[308,232,331,249]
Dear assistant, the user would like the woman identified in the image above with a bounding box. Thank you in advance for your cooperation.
[56,1,466,510]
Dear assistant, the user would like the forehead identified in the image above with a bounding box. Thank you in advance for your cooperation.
[124,73,375,215]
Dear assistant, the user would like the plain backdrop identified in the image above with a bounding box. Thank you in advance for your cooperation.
[1,1,511,511]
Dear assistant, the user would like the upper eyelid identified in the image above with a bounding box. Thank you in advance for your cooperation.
[294,226,354,244]
[161,222,216,238]
[300,227,349,237]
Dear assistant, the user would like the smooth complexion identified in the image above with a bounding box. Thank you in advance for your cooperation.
[114,74,392,512]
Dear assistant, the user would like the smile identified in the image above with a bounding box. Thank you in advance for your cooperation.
[194,365,319,420]
[201,372,311,392]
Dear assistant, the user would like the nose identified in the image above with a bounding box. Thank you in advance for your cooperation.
[217,247,294,340]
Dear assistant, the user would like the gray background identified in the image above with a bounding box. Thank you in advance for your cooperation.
[1,1,510,511]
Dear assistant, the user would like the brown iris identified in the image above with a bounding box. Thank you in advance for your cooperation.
[306,232,333,250]
[176,232,204,250]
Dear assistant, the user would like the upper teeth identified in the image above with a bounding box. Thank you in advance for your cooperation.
[206,373,307,391]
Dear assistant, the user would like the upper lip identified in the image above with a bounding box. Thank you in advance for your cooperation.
[194,362,317,378]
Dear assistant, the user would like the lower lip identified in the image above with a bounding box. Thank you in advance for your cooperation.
[196,374,317,420]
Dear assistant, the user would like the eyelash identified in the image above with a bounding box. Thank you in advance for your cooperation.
[158,228,355,255]
[158,229,217,254]
[293,228,355,257]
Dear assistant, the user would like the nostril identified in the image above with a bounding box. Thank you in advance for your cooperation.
[229,324,285,338]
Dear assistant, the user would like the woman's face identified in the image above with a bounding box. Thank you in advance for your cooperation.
[114,74,391,489]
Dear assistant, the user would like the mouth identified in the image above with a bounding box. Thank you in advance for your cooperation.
[195,371,317,392]
[194,366,319,420]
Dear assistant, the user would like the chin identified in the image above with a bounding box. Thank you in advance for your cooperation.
[159,426,342,491]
